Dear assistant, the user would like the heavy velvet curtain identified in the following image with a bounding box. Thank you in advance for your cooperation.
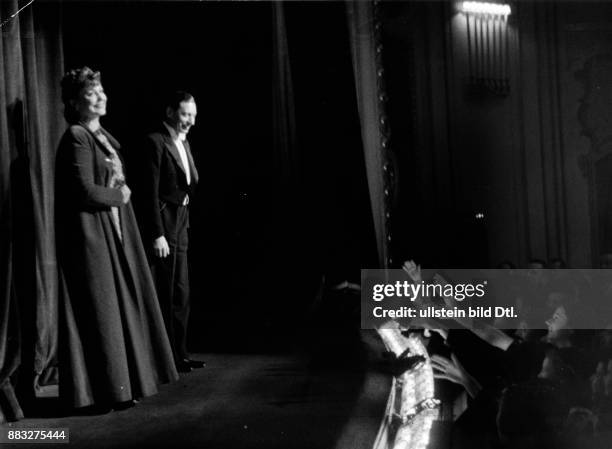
[0,0,64,422]
[272,1,298,187]
[0,0,389,424]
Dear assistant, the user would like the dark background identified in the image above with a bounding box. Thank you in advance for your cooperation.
[61,1,377,351]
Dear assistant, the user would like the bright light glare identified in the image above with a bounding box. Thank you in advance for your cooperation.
[462,1,511,16]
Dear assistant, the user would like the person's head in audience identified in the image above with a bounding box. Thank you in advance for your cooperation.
[509,296,533,339]
[497,260,516,269]
[61,67,105,124]
[546,280,576,310]
[539,346,591,407]
[528,258,546,270]
[497,380,568,449]
[544,303,574,347]
[515,319,530,341]
[514,318,547,342]
[542,278,584,344]
[548,258,567,269]
[562,407,597,449]
[597,326,612,356]
[538,346,576,384]
[526,258,548,287]
[600,253,612,269]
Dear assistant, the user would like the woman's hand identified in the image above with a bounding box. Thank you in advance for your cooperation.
[432,274,452,303]
[120,185,131,204]
[402,260,422,283]
[431,353,482,398]
[431,354,466,384]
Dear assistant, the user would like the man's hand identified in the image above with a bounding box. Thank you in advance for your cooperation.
[120,185,131,204]
[153,236,170,258]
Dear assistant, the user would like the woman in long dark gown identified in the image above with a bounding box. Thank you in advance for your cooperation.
[55,67,178,412]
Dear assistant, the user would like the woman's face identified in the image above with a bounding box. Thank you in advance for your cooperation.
[546,306,568,337]
[73,82,106,121]
[515,320,529,340]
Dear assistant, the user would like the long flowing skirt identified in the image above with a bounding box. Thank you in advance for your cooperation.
[58,202,178,408]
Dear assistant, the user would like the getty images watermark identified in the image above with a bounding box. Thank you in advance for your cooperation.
[361,269,612,330]
[370,277,513,320]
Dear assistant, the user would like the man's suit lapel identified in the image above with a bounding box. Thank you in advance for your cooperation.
[160,125,188,179]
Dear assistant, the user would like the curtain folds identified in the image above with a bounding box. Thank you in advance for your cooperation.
[0,0,64,422]
[346,1,389,268]
[272,1,298,187]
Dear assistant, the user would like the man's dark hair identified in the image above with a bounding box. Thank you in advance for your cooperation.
[164,91,195,112]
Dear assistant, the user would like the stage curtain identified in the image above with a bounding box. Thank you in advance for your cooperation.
[272,2,298,187]
[346,1,389,268]
[0,0,64,422]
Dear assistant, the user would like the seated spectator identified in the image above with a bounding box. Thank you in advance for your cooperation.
[600,253,612,269]
[548,257,568,269]
[497,260,516,269]
[497,379,569,449]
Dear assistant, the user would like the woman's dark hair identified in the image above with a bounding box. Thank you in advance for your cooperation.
[61,67,101,123]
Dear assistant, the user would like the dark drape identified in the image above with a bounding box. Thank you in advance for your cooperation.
[272,1,298,187]
[0,0,64,422]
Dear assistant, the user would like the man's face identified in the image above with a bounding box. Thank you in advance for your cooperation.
[167,100,197,136]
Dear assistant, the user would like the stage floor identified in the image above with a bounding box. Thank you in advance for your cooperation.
[1,353,390,449]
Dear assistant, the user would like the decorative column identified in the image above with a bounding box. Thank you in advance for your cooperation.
[347,0,395,268]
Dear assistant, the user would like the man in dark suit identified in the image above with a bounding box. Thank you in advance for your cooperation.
[135,91,205,372]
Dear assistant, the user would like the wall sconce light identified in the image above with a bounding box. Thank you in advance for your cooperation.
[461,1,512,96]
[462,1,510,16]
